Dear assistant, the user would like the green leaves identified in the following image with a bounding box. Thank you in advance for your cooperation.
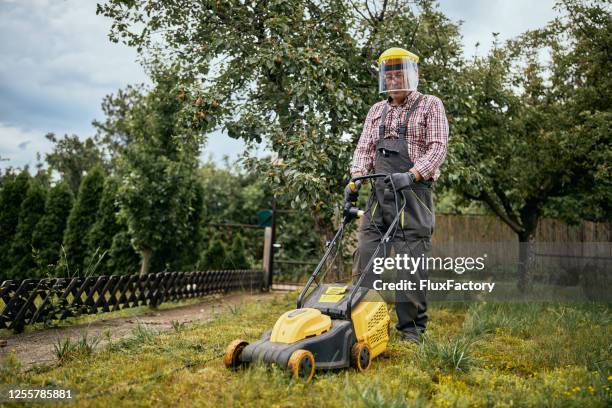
[109,70,206,274]
[97,0,609,242]
[439,0,611,234]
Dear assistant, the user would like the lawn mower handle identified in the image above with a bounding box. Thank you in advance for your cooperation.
[297,176,388,308]
[297,173,401,313]
[351,173,387,183]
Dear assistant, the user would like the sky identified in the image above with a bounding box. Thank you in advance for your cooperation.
[0,0,557,171]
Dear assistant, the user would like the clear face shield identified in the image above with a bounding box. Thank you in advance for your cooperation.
[378,58,419,94]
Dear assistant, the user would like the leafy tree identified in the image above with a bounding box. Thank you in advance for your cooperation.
[97,0,464,246]
[0,170,30,276]
[85,177,121,275]
[93,84,147,169]
[98,0,609,290]
[8,180,47,279]
[149,180,205,272]
[62,167,105,274]
[31,182,74,275]
[45,133,105,195]
[440,0,611,289]
[198,159,272,224]
[111,69,208,274]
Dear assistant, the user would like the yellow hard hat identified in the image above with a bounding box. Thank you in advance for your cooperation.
[377,47,419,64]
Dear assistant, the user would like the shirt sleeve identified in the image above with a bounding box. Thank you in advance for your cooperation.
[350,104,378,176]
[413,96,449,180]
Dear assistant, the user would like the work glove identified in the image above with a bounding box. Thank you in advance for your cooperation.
[384,172,416,192]
[344,180,361,204]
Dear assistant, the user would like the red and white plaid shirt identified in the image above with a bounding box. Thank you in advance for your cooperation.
[350,91,449,180]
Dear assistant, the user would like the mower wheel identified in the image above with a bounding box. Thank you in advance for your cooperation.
[223,339,249,369]
[351,342,371,372]
[287,349,315,381]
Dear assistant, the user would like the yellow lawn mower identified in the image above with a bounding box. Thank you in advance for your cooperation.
[224,174,400,381]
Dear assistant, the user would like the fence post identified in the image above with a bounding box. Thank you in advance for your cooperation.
[263,226,272,290]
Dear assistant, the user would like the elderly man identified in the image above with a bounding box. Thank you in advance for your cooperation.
[347,47,449,343]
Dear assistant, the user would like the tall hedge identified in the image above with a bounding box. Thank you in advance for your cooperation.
[31,181,73,275]
[62,167,104,274]
[0,170,30,276]
[8,180,47,279]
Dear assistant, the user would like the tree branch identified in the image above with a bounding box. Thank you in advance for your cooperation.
[492,183,521,227]
[379,0,389,21]
[364,0,375,21]
[347,0,372,24]
[479,189,524,233]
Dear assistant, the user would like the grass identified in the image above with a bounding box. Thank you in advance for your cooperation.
[53,333,101,364]
[416,334,476,373]
[0,293,610,407]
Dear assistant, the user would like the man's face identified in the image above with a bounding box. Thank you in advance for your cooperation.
[384,70,405,91]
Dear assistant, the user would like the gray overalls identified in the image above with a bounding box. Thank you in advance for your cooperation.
[356,95,434,335]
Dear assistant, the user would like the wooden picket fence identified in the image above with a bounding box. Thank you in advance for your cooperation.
[0,270,263,333]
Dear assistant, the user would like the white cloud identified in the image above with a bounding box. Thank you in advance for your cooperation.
[438,0,557,58]
[0,0,560,170]
[0,122,52,170]
[0,0,147,133]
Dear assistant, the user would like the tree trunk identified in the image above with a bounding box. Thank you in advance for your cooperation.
[517,230,536,292]
[517,200,541,292]
[140,247,153,276]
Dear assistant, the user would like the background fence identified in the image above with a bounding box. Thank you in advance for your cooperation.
[271,215,612,286]
[433,215,612,243]
[431,216,612,275]
[0,269,263,333]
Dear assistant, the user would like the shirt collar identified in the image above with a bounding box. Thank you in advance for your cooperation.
[386,91,421,107]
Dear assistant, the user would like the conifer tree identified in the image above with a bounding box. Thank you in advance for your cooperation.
[62,167,104,274]
[199,235,227,270]
[226,235,250,270]
[0,170,30,276]
[85,177,121,275]
[8,181,47,279]
[31,182,73,275]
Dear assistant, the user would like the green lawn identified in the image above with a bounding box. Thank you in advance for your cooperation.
[2,293,610,407]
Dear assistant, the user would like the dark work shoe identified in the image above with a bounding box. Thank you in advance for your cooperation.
[398,330,421,344]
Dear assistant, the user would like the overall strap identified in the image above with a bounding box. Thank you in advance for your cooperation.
[377,104,390,141]
[398,94,424,138]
